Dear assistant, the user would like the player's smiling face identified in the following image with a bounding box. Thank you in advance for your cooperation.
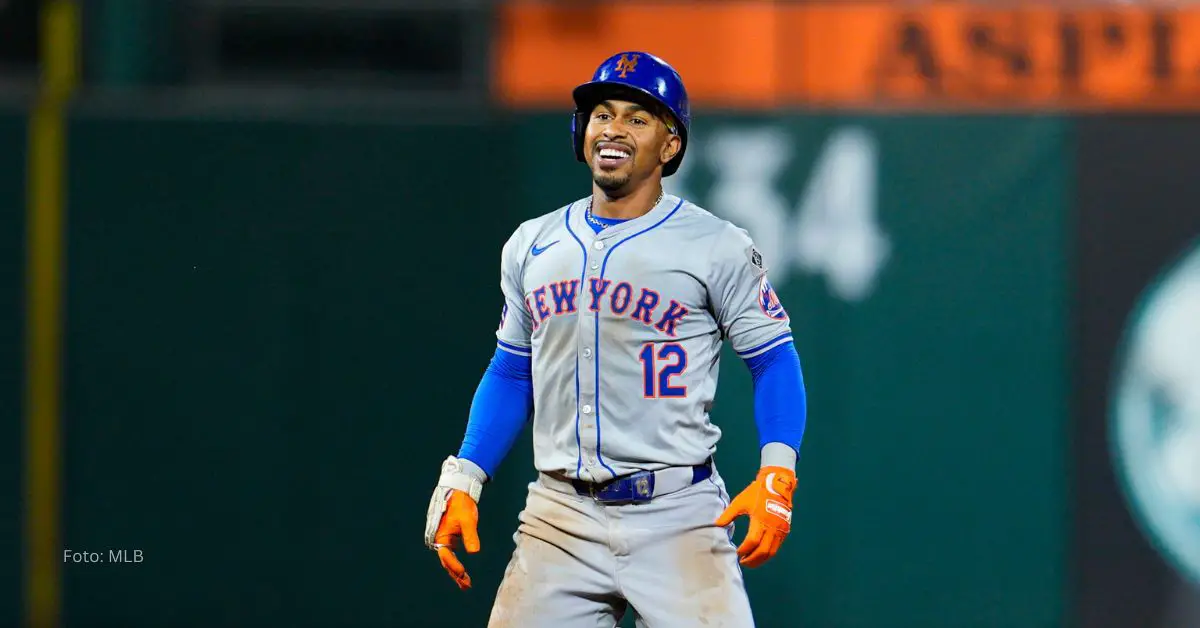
[584,99,681,194]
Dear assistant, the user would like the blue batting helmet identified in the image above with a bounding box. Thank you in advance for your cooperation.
[571,51,691,177]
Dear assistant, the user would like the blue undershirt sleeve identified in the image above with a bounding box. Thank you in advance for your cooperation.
[456,346,535,478]
[742,341,807,453]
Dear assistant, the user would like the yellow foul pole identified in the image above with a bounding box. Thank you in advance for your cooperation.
[25,2,79,627]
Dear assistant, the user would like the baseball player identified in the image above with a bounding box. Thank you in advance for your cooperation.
[424,51,808,627]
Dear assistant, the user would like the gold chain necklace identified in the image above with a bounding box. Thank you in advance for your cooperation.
[586,191,664,230]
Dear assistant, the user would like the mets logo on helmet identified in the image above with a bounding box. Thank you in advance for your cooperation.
[759,276,787,320]
[615,54,640,78]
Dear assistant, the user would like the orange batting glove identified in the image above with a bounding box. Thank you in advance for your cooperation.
[424,456,484,590]
[714,466,796,568]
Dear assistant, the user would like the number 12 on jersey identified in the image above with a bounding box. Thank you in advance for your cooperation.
[639,342,688,398]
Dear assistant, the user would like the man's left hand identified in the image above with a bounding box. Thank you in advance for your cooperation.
[714,466,796,568]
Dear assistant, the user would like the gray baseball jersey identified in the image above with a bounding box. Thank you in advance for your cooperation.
[495,193,793,483]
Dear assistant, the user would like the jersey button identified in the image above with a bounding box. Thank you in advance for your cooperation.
[582,404,592,414]
[583,348,592,358]
[590,262,599,271]
[593,240,605,250]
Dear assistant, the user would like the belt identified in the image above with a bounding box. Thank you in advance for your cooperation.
[568,458,713,504]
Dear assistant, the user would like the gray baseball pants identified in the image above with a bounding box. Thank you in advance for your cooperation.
[487,467,756,628]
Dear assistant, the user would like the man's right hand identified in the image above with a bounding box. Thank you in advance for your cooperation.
[424,456,485,590]
[430,489,480,589]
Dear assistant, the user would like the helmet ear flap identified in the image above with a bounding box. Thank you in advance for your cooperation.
[572,110,590,163]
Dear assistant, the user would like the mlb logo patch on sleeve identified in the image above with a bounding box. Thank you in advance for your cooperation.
[748,246,766,273]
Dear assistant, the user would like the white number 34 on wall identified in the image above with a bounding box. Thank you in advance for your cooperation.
[665,126,890,303]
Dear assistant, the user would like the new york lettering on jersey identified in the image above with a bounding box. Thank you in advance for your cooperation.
[495,193,793,484]
[523,277,688,336]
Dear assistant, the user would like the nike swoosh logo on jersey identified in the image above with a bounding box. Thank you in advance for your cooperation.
[531,240,560,256]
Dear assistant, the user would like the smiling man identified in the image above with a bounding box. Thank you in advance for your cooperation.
[423,51,810,627]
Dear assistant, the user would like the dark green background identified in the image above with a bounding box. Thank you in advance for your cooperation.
[12,112,1070,627]
[2,111,28,628]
